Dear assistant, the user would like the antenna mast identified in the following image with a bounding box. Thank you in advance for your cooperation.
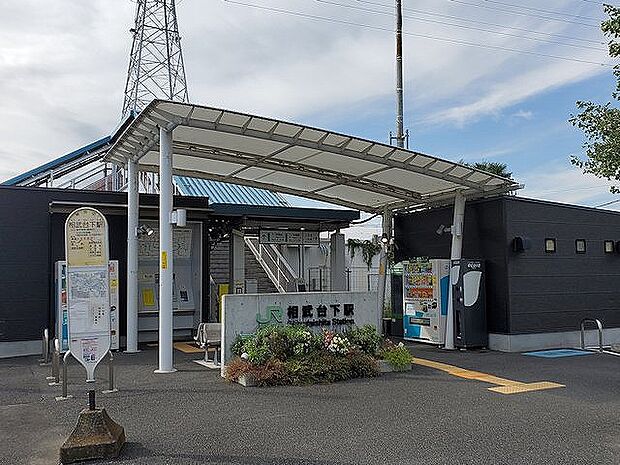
[122,0,189,117]
[390,0,409,149]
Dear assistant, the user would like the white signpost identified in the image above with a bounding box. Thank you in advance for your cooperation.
[65,207,111,383]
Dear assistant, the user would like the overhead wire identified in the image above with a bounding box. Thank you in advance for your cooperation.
[223,0,614,67]
[479,0,602,21]
[314,0,606,52]
[446,0,601,28]
[354,0,604,45]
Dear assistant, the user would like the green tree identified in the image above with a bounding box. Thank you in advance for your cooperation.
[570,5,620,192]
[460,160,513,179]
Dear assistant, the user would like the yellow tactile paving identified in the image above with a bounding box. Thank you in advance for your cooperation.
[411,356,565,395]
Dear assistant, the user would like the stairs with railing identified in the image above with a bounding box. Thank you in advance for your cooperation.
[244,237,298,293]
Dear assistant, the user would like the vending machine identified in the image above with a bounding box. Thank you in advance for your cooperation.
[56,260,120,352]
[452,259,487,349]
[402,259,450,344]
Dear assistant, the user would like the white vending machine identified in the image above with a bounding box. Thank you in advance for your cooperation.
[402,259,451,344]
[55,260,120,351]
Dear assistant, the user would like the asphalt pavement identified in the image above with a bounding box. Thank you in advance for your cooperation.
[1,342,618,465]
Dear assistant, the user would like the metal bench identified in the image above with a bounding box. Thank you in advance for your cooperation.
[194,323,222,368]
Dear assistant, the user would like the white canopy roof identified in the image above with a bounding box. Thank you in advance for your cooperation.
[105,100,521,213]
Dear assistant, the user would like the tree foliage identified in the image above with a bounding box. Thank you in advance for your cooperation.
[460,160,513,179]
[570,5,620,192]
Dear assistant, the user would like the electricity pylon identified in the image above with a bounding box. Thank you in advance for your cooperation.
[122,0,189,117]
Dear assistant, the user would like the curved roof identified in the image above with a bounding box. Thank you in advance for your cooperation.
[105,100,521,213]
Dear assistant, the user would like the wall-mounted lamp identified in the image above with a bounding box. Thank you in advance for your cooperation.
[170,208,187,227]
[435,224,452,236]
[381,232,389,244]
[137,225,154,237]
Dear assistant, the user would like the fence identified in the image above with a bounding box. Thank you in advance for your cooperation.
[307,266,379,292]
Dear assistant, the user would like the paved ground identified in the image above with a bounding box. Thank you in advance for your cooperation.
[1,343,619,465]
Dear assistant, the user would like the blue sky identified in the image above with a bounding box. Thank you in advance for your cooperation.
[0,0,618,225]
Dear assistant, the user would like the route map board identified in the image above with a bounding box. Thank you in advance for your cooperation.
[65,207,111,381]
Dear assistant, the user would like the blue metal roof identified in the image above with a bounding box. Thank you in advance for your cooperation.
[2,136,111,186]
[174,177,289,207]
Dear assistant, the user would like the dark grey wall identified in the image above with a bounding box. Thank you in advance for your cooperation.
[0,186,211,344]
[394,198,510,333]
[505,197,620,333]
[0,187,128,342]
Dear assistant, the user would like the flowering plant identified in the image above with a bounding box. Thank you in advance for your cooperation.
[323,330,352,355]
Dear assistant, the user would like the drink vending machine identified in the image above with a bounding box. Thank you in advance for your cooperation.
[452,259,487,348]
[402,259,451,344]
[55,260,120,352]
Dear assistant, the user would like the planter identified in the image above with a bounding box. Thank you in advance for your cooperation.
[377,360,412,373]
[237,374,258,387]
[377,359,394,373]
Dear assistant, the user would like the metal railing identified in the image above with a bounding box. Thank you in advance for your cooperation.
[245,237,298,293]
[580,318,604,353]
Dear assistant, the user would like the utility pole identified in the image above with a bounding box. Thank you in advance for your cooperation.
[390,0,408,149]
[395,0,404,149]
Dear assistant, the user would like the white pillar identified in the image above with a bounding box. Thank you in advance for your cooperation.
[330,231,346,291]
[229,229,245,294]
[126,159,139,353]
[155,126,176,373]
[376,210,392,326]
[445,191,466,350]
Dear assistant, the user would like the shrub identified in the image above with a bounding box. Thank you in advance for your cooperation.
[379,340,412,371]
[345,325,382,356]
[225,358,286,386]
[231,325,320,363]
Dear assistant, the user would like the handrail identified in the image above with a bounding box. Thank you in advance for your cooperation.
[580,318,603,353]
[244,237,298,293]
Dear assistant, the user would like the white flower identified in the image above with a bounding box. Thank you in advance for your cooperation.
[241,352,249,360]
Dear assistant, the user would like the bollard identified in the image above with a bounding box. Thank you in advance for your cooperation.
[40,328,50,365]
[102,351,118,394]
[48,339,61,385]
[56,351,73,401]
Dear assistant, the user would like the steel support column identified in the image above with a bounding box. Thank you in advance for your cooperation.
[445,191,466,350]
[155,126,176,373]
[377,210,392,328]
[126,158,140,353]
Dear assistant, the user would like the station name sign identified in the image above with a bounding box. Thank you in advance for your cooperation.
[259,229,319,246]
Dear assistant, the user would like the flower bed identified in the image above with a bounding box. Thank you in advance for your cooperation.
[225,325,411,387]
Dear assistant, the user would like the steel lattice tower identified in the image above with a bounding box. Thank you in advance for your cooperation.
[122,0,189,117]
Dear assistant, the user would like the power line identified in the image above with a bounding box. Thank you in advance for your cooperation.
[447,0,601,28]
[480,0,602,22]
[595,198,620,207]
[354,0,604,45]
[223,0,614,67]
[314,0,606,52]
[579,0,620,6]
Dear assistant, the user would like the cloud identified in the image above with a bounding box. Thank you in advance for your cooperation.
[422,58,607,126]
[512,110,534,120]
[0,0,611,182]
[520,164,616,205]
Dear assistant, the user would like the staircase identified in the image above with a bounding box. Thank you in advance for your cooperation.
[244,237,298,293]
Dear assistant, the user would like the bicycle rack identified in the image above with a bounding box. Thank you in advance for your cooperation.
[580,318,604,353]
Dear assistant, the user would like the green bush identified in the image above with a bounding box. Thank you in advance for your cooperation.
[345,325,382,356]
[379,341,412,371]
[230,325,320,363]
[227,325,382,386]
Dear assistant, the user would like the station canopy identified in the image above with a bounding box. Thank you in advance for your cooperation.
[105,100,521,213]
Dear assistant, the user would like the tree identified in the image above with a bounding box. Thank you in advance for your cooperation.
[460,160,513,179]
[570,5,620,192]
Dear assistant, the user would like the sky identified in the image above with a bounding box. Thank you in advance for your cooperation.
[0,0,618,238]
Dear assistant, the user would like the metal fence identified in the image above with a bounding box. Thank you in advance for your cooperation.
[307,266,379,292]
